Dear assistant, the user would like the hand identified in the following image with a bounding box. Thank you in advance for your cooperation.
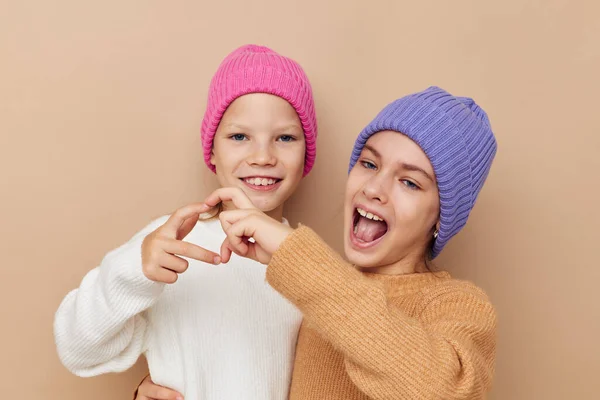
[141,203,221,284]
[134,375,183,400]
[203,187,293,264]
[218,208,293,264]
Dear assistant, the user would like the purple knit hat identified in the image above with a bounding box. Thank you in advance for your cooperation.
[348,86,497,258]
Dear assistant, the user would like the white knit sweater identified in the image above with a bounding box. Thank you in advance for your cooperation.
[54,216,302,399]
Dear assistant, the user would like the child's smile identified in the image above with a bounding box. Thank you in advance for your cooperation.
[350,205,389,249]
[241,176,284,192]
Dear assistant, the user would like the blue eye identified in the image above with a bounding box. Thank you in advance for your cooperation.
[402,180,419,190]
[278,135,295,142]
[361,161,377,170]
[231,134,247,141]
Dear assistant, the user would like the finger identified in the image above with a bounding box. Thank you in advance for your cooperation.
[158,252,189,273]
[151,267,179,284]
[204,187,255,210]
[176,213,199,240]
[223,218,256,256]
[162,203,210,237]
[221,233,263,263]
[162,238,221,265]
[219,209,258,232]
[221,235,249,260]
[220,238,234,263]
[139,380,183,400]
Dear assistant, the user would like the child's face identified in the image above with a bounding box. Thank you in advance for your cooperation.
[344,131,440,273]
[211,94,305,217]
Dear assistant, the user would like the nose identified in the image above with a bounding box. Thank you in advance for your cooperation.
[248,141,277,167]
[362,173,388,204]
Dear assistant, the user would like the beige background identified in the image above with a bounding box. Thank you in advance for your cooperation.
[1,0,599,398]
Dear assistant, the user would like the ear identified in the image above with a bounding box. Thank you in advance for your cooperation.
[431,219,440,237]
[210,149,216,166]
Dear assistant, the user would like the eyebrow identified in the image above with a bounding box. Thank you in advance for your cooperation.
[274,124,303,134]
[221,122,302,133]
[363,144,381,159]
[401,162,435,183]
[221,123,250,131]
[363,144,435,183]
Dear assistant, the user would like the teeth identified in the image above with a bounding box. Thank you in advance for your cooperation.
[356,207,384,222]
[245,178,277,186]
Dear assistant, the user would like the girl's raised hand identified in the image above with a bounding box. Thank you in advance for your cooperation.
[141,203,221,284]
[203,187,293,264]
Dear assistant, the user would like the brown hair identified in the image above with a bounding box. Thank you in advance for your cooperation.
[198,203,223,221]
[423,235,437,272]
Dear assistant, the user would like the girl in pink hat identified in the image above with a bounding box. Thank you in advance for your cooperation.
[54,44,318,400]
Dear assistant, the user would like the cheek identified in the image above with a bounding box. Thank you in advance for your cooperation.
[290,143,307,164]
[421,188,441,224]
[211,141,226,167]
[391,192,439,233]
[213,142,243,170]
[390,190,425,225]
[212,155,243,187]
[280,145,306,174]
[345,168,367,199]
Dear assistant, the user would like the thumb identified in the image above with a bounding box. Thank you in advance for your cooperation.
[220,238,234,263]
[220,237,251,262]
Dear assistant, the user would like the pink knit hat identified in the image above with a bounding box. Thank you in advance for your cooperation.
[201,44,318,176]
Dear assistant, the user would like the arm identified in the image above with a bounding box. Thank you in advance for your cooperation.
[55,202,220,377]
[206,188,496,398]
[267,226,497,400]
[53,217,168,376]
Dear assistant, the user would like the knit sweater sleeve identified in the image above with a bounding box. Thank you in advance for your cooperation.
[266,226,497,400]
[53,217,168,377]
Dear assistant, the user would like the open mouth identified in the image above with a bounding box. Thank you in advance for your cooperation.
[240,176,283,192]
[351,207,388,247]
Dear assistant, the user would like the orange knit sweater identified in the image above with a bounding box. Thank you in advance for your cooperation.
[266,226,497,399]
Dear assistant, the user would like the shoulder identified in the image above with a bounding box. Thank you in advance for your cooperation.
[419,276,496,322]
[424,276,491,302]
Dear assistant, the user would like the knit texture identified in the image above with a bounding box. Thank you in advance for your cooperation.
[267,226,497,399]
[54,218,302,399]
[348,86,497,257]
[201,44,318,176]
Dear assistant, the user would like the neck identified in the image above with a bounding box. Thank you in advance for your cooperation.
[359,249,428,276]
[222,201,284,222]
[265,205,284,222]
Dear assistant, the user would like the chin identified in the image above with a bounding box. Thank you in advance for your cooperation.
[248,196,277,212]
[343,243,382,268]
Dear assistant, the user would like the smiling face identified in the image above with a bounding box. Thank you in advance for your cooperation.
[344,130,441,274]
[210,93,306,220]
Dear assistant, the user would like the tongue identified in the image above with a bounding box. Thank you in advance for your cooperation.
[355,216,387,242]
